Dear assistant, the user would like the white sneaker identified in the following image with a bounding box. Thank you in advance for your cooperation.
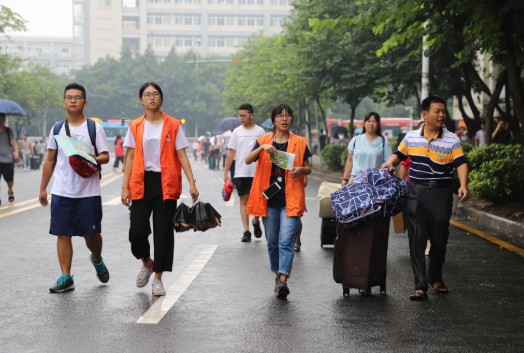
[152,279,166,296]
[136,264,154,288]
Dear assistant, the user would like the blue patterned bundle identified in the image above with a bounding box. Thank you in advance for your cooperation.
[331,168,408,228]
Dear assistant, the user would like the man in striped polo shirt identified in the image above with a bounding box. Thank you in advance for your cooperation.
[382,96,469,301]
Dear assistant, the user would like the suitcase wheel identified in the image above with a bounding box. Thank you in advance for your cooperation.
[342,287,350,297]
[359,288,372,297]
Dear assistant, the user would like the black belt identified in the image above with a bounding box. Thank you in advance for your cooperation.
[412,179,452,188]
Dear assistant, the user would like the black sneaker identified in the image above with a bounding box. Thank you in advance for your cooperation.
[241,231,252,242]
[275,279,290,299]
[252,220,263,238]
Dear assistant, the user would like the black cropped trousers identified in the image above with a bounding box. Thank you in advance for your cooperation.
[129,171,177,272]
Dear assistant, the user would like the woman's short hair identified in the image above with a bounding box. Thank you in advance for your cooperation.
[363,112,382,136]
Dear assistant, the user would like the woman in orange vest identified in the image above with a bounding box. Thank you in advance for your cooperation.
[121,82,199,297]
[246,103,311,299]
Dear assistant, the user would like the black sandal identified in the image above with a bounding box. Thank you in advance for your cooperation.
[409,289,428,301]
[429,281,450,294]
[8,191,14,203]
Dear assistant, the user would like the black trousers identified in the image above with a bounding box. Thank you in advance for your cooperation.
[129,172,177,272]
[404,182,453,290]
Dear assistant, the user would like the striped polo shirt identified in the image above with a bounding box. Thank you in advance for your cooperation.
[394,127,466,181]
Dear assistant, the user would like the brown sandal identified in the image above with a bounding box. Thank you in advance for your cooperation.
[430,281,450,294]
[409,289,428,301]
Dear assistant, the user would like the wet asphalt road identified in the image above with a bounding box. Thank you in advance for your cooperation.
[0,160,522,353]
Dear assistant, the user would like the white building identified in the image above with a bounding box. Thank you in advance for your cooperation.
[0,36,84,75]
[74,0,293,65]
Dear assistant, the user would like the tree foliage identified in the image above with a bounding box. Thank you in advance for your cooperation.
[73,46,228,136]
[0,5,26,34]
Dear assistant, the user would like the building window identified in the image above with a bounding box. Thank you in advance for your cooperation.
[238,15,263,26]
[174,0,201,4]
[175,14,202,26]
[239,0,263,4]
[208,36,247,47]
[208,15,234,26]
[271,0,292,4]
[208,0,233,4]
[270,15,285,27]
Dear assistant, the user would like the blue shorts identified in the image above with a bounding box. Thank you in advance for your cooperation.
[50,195,102,237]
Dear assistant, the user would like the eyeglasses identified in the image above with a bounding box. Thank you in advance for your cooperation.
[275,114,292,120]
[238,114,252,119]
[143,92,161,99]
[64,95,84,102]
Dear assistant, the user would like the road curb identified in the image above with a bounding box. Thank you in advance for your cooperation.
[456,204,524,237]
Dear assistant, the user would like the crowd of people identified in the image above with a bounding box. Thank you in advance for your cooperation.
[9,81,518,302]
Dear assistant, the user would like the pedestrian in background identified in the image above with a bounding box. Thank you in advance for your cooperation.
[0,113,19,205]
[34,140,45,168]
[19,134,33,171]
[382,96,469,301]
[492,119,513,144]
[39,83,110,293]
[113,134,124,172]
[474,120,486,147]
[223,103,265,242]
[246,103,311,299]
[341,112,392,185]
[121,82,199,297]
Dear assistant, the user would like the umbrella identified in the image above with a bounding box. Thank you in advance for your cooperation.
[219,129,232,138]
[261,118,273,129]
[213,117,240,134]
[330,124,348,137]
[0,99,27,116]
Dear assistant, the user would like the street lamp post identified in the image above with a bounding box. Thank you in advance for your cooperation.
[405,106,413,130]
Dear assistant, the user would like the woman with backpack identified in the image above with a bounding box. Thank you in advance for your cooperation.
[341,112,392,185]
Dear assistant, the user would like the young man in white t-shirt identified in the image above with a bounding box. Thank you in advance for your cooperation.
[223,103,265,242]
[39,83,110,293]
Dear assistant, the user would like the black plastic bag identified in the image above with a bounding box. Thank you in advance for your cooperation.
[192,201,222,232]
[173,202,194,232]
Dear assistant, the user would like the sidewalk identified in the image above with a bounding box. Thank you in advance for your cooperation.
[309,154,524,254]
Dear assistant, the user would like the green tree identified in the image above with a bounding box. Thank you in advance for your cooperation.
[0,5,26,34]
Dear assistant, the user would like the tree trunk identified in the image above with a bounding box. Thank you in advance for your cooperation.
[502,32,524,129]
[484,78,505,145]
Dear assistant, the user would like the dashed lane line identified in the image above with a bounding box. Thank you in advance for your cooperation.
[136,245,217,324]
[0,172,122,218]
[450,219,524,257]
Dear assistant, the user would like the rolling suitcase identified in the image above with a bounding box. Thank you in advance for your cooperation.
[30,155,40,170]
[320,218,336,247]
[333,216,390,297]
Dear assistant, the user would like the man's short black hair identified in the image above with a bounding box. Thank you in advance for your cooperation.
[238,103,254,114]
[64,83,86,99]
[421,96,446,112]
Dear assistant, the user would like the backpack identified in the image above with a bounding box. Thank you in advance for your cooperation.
[331,168,408,228]
[53,118,101,178]
[4,127,13,146]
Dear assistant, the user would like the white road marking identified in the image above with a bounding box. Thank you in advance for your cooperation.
[136,245,218,324]
[103,197,121,206]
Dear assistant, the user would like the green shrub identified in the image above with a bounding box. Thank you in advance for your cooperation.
[321,144,347,170]
[340,148,348,167]
[466,144,524,201]
[461,142,474,155]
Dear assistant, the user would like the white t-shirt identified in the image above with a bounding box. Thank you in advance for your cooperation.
[475,129,485,147]
[227,124,265,178]
[47,120,109,198]
[123,120,189,172]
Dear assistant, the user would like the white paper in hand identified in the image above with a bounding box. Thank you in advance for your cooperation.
[54,135,97,165]
[270,150,295,170]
